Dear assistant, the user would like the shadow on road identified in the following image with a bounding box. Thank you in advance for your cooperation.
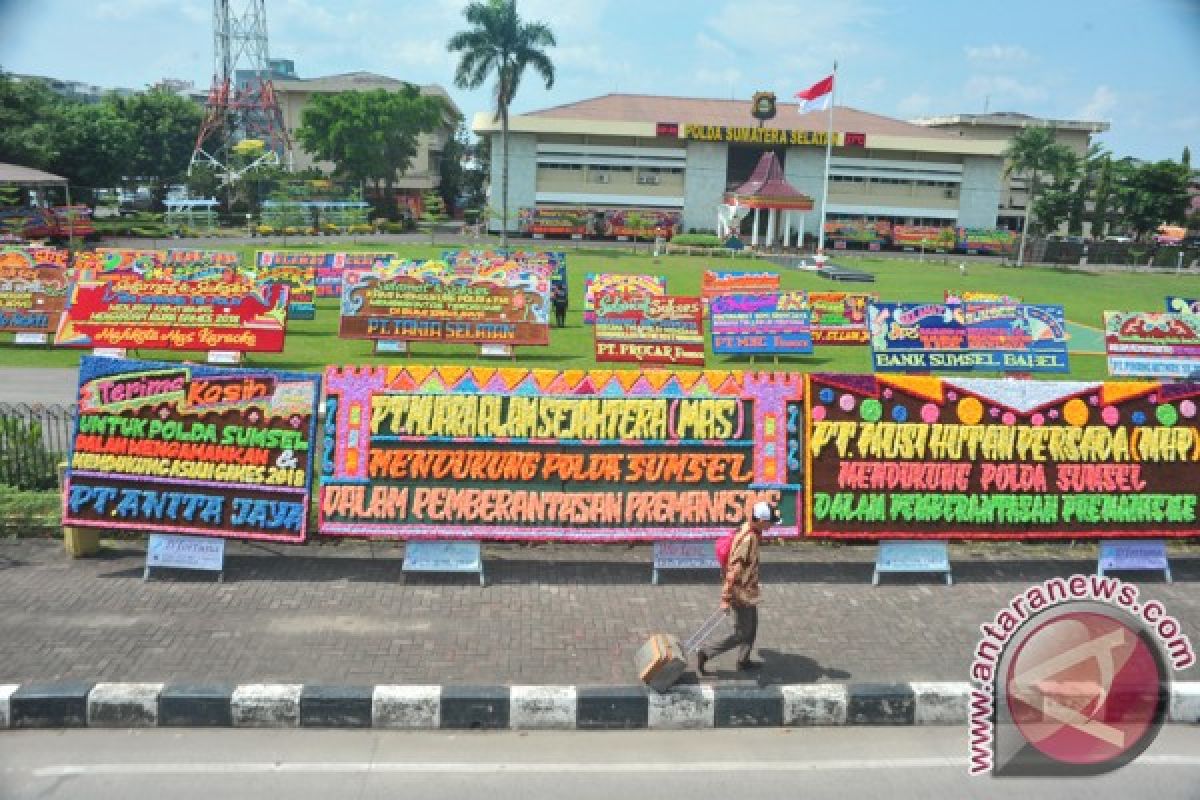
[686,648,852,686]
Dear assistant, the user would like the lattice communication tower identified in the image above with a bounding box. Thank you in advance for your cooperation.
[189,0,292,180]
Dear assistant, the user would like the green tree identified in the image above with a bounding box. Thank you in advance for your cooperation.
[52,101,136,199]
[463,134,490,210]
[1032,147,1081,235]
[1004,126,1076,265]
[1067,143,1107,237]
[1088,154,1116,239]
[1114,159,1192,240]
[109,89,205,208]
[0,71,61,169]
[296,87,448,194]
[1066,177,1088,237]
[1183,146,1191,169]
[448,0,556,246]
[438,123,469,213]
[185,163,222,202]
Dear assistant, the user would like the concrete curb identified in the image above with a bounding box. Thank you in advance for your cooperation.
[0,684,18,729]
[88,682,163,728]
[0,681,1196,729]
[231,684,303,728]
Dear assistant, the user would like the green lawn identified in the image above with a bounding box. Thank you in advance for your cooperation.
[5,245,1197,381]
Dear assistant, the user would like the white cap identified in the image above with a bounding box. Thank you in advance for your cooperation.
[752,501,777,522]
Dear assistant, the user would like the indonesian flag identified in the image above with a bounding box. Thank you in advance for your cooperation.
[795,75,834,113]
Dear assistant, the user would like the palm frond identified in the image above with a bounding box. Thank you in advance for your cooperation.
[521,21,556,48]
[522,49,555,89]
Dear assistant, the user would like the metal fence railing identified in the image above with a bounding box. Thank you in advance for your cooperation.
[0,403,76,491]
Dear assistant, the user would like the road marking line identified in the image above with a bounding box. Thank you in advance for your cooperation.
[31,755,1200,778]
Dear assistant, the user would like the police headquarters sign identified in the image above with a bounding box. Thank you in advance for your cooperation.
[680,124,867,148]
[968,576,1194,777]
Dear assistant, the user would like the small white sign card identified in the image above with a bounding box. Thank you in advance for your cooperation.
[479,343,514,358]
[144,533,226,582]
[206,350,243,365]
[13,333,47,345]
[402,540,485,586]
[652,540,720,584]
[872,539,952,586]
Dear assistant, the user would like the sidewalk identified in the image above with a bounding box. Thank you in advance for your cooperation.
[2,537,1196,687]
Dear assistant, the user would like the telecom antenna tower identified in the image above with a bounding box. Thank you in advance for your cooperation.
[189,0,292,181]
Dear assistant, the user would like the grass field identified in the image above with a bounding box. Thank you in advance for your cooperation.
[5,244,1198,381]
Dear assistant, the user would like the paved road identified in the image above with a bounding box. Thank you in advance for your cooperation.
[0,368,78,405]
[100,232,668,252]
[1,538,1196,686]
[3,727,1198,799]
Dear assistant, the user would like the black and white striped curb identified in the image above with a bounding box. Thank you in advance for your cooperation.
[1,682,1198,729]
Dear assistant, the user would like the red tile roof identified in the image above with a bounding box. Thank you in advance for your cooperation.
[525,93,960,138]
[726,152,813,209]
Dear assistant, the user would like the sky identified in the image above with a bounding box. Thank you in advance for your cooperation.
[1,0,1198,161]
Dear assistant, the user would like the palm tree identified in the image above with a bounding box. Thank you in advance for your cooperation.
[1068,143,1108,236]
[1033,147,1081,235]
[1004,126,1073,266]
[1089,153,1115,239]
[448,0,556,247]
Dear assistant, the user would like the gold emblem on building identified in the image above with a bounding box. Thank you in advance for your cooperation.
[751,91,777,122]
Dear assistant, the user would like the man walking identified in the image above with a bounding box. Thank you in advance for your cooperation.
[697,500,779,674]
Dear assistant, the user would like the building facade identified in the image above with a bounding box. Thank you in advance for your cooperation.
[473,93,1107,241]
[273,71,461,214]
[10,73,137,104]
[911,112,1110,234]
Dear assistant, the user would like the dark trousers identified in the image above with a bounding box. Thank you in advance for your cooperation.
[554,304,567,327]
[699,604,757,665]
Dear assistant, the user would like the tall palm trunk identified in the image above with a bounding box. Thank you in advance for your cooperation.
[500,105,510,248]
[1017,173,1038,267]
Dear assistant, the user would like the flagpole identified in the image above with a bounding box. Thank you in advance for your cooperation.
[817,61,837,259]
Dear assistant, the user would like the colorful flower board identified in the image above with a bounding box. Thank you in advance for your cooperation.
[583,273,667,324]
[868,302,1069,373]
[56,279,290,352]
[318,366,802,541]
[594,294,705,366]
[442,250,567,293]
[0,247,70,334]
[304,252,396,298]
[1105,312,1200,379]
[338,259,551,347]
[700,270,780,312]
[808,292,874,345]
[805,373,1200,539]
[63,356,321,543]
[710,292,812,355]
[254,251,320,320]
[1166,296,1200,315]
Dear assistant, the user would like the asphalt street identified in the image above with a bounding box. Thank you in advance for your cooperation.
[3,727,1198,800]
[0,368,78,406]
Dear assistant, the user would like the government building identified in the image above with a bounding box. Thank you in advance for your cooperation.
[472,93,1108,244]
